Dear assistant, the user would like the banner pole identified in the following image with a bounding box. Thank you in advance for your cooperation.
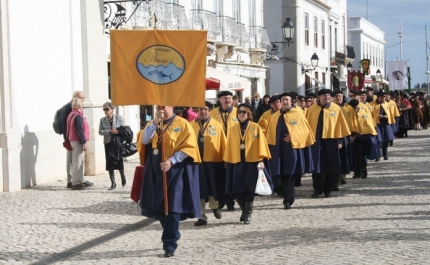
[159,109,169,216]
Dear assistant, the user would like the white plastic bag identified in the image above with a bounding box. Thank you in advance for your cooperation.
[255,168,272,196]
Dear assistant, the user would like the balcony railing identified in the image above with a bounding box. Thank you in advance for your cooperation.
[237,22,250,49]
[248,26,270,51]
[218,16,240,45]
[189,9,220,42]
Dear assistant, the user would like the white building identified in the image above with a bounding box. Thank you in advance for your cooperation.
[1,0,266,192]
[347,16,386,90]
[264,0,352,95]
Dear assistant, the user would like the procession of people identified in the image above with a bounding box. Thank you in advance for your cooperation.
[137,88,429,257]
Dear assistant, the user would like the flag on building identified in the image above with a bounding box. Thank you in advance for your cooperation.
[347,71,365,91]
[386,61,408,90]
[360,59,370,75]
[110,29,207,106]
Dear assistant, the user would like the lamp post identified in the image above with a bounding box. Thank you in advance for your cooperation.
[311,53,319,69]
[281,18,295,46]
[376,68,381,92]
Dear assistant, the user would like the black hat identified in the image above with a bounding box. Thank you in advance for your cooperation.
[317,89,333,96]
[359,90,367,95]
[349,99,359,108]
[298,95,305,100]
[375,91,386,97]
[365,86,374,91]
[205,100,214,109]
[289,92,299,99]
[268,95,280,104]
[366,96,374,103]
[216,91,233,98]
[308,92,317,97]
[237,103,252,112]
[279,92,292,99]
[263,94,270,99]
[333,90,343,95]
[304,96,310,100]
[349,90,359,95]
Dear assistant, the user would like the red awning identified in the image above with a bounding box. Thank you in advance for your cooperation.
[206,77,220,90]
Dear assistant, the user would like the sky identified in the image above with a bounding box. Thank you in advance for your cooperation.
[347,0,430,88]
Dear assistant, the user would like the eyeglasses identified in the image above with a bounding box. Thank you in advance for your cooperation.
[238,110,247,115]
[103,108,110,111]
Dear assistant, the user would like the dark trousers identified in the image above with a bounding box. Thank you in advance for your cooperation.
[312,173,336,195]
[236,191,255,202]
[280,174,296,205]
[159,212,181,253]
[381,141,389,158]
[354,146,368,178]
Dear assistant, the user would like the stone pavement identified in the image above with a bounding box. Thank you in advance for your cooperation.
[1,129,430,265]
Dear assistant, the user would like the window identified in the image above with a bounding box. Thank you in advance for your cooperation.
[314,17,318,47]
[322,72,326,86]
[248,0,255,26]
[321,20,325,49]
[233,0,241,22]
[304,13,309,45]
[193,0,202,9]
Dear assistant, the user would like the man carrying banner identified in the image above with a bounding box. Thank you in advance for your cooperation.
[191,101,226,226]
[140,105,201,258]
[210,91,238,211]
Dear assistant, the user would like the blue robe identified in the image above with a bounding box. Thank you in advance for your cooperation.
[269,112,313,175]
[140,145,201,221]
[196,136,224,202]
[311,108,343,174]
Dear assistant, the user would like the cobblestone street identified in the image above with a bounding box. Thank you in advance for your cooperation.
[1,130,430,265]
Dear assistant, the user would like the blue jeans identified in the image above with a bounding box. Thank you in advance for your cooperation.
[159,212,181,253]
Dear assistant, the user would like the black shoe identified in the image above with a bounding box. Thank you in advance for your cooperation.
[340,179,347,184]
[67,183,72,188]
[375,157,380,162]
[213,209,222,219]
[283,203,291,210]
[311,192,320,198]
[324,193,331,198]
[384,156,388,160]
[164,251,175,258]
[361,175,367,179]
[83,181,94,187]
[218,203,225,209]
[389,141,393,147]
[109,183,116,190]
[352,175,361,178]
[121,176,126,188]
[226,205,235,211]
[332,187,339,191]
[194,219,208,226]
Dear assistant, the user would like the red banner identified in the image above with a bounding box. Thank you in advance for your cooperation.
[348,71,365,91]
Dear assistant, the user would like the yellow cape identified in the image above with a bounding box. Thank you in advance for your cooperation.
[223,121,271,164]
[190,118,226,162]
[371,102,393,125]
[387,99,400,119]
[266,108,315,148]
[257,109,273,135]
[306,103,351,138]
[145,117,202,163]
[209,107,239,134]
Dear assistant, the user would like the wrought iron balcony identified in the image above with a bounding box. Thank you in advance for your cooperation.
[218,16,240,46]
[237,22,250,50]
[189,9,220,42]
[248,26,270,52]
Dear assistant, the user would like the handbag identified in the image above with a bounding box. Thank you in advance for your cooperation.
[255,168,272,196]
[63,140,73,151]
[121,142,137,158]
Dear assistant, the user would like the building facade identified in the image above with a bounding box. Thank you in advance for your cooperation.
[1,0,266,192]
[348,16,386,91]
[264,0,350,95]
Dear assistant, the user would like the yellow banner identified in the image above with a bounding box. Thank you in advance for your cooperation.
[110,29,207,107]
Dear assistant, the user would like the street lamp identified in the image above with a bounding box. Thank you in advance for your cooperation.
[347,62,353,71]
[376,69,382,92]
[311,53,319,69]
[281,18,295,46]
